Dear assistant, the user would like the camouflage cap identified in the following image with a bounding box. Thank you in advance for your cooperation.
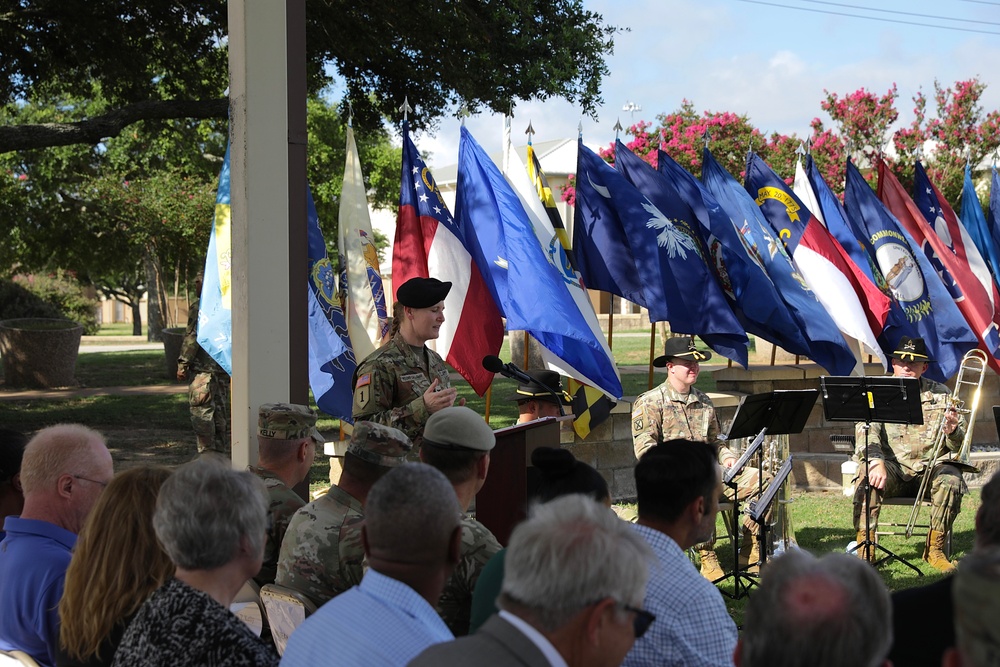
[346,421,412,467]
[258,403,324,444]
[422,406,495,452]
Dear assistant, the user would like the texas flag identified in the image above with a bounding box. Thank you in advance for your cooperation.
[878,159,1000,371]
[392,122,504,395]
[746,153,891,370]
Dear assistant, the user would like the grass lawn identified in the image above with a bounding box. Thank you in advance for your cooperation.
[94,322,139,336]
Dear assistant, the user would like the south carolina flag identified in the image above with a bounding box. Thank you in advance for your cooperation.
[392,122,504,395]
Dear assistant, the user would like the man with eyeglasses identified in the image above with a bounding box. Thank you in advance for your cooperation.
[0,424,114,667]
[409,494,654,667]
[622,439,738,667]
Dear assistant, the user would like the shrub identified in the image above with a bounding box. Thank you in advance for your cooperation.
[2,272,100,334]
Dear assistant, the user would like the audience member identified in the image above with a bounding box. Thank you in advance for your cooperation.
[0,428,28,540]
[509,371,571,424]
[0,424,113,666]
[409,494,653,667]
[276,421,411,605]
[622,439,737,667]
[945,547,1000,667]
[251,403,322,586]
[57,466,174,667]
[419,405,502,636]
[110,458,277,667]
[281,464,462,666]
[890,470,1000,667]
[469,446,611,633]
[736,549,892,667]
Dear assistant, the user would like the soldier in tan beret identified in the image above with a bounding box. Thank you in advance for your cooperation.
[250,403,323,586]
[419,406,501,635]
[276,422,411,606]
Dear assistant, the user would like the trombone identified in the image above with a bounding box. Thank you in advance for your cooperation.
[904,349,988,537]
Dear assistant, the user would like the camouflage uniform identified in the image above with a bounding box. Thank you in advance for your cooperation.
[177,298,231,454]
[352,332,451,450]
[438,515,502,636]
[250,466,305,587]
[275,485,366,606]
[274,421,411,606]
[853,377,967,534]
[632,383,767,531]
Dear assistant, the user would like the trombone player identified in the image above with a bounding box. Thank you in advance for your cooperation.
[853,336,965,572]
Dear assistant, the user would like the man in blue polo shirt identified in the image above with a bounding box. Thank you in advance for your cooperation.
[0,424,113,667]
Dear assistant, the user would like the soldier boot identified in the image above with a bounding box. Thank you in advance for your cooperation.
[854,530,878,563]
[923,530,956,573]
[699,548,725,582]
[738,530,762,574]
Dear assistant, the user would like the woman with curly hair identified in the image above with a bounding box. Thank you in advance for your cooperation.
[57,466,174,667]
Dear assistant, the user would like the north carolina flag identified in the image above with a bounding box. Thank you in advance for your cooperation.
[746,153,890,370]
[339,126,389,362]
[197,144,233,375]
[392,122,503,395]
[843,160,976,382]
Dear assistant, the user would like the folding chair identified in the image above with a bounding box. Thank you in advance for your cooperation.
[260,583,318,656]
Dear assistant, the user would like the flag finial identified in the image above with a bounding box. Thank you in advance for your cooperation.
[702,129,711,150]
[458,104,471,127]
[613,118,623,142]
[344,99,354,128]
[577,121,583,140]
[399,96,412,123]
[795,141,806,158]
[525,121,535,145]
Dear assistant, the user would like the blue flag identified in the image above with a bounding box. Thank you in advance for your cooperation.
[307,187,357,421]
[960,164,1000,285]
[574,140,748,365]
[456,127,622,399]
[990,168,1000,279]
[197,144,233,374]
[700,148,857,375]
[844,161,975,382]
[655,147,814,360]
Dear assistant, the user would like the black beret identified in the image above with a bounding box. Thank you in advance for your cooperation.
[396,277,452,309]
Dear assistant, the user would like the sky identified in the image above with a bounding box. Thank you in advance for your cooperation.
[407,0,1000,170]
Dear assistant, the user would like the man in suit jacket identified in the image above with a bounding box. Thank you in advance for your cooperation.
[408,495,654,667]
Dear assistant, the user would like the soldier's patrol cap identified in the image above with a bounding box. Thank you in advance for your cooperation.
[652,336,712,367]
[422,406,496,452]
[891,336,934,362]
[506,370,572,406]
[346,421,413,467]
[258,403,324,444]
[396,277,452,309]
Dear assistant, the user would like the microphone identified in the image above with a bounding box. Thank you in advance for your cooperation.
[482,355,535,384]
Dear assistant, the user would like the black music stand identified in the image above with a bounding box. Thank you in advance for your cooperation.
[820,376,923,574]
[717,389,818,599]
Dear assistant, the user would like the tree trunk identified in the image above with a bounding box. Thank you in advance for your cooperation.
[131,300,142,336]
[143,247,165,342]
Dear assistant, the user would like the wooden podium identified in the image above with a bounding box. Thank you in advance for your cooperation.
[475,416,569,545]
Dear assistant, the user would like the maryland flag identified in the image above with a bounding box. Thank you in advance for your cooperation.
[524,137,615,439]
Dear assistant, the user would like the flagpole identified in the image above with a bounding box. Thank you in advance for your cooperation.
[607,296,615,350]
[648,323,656,390]
[523,330,529,368]
[484,384,492,424]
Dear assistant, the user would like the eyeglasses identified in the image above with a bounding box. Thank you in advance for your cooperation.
[621,603,656,639]
[73,475,109,489]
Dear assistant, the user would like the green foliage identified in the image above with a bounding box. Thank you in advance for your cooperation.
[0,272,99,333]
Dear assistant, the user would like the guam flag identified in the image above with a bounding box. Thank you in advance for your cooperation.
[844,161,976,382]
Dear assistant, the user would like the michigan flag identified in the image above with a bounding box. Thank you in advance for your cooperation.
[197,144,233,375]
[338,125,389,362]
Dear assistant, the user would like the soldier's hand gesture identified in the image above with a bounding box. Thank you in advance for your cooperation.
[423,378,462,413]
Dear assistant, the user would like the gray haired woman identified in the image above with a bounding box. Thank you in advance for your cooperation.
[111,458,278,667]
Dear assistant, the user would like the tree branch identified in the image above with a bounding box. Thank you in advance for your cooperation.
[0,98,229,153]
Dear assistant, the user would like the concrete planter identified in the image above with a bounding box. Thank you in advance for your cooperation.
[0,318,83,388]
[162,327,186,381]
